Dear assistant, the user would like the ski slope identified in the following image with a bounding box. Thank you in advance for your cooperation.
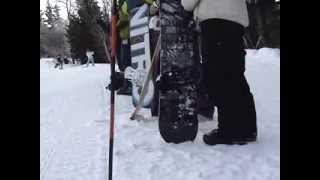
[40,48,280,180]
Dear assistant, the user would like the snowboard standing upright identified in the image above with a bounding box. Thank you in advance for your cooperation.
[125,1,155,108]
[159,0,199,143]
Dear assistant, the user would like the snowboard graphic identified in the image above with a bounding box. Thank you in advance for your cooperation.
[125,2,155,108]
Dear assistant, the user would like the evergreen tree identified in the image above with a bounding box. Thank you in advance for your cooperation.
[44,0,58,29]
[41,2,69,58]
[66,14,88,63]
[66,0,108,63]
[40,10,44,24]
[53,4,61,20]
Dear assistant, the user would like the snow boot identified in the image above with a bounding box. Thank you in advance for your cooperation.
[203,129,257,145]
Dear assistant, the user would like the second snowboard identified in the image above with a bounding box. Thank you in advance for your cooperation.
[159,0,199,143]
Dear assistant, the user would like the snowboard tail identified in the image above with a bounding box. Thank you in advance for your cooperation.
[159,85,198,143]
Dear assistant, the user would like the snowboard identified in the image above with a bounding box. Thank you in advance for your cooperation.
[124,1,155,108]
[158,0,199,143]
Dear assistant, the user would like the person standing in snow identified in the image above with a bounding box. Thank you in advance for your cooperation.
[63,56,69,64]
[181,0,257,145]
[85,50,95,67]
[54,57,59,69]
[116,0,132,95]
[55,54,63,70]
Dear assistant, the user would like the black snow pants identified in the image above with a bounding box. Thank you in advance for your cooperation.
[200,19,257,138]
[118,40,132,72]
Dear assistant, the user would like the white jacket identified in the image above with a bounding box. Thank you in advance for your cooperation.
[181,0,249,27]
[86,51,94,58]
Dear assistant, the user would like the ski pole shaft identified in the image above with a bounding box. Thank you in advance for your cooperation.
[108,0,118,179]
[108,56,115,180]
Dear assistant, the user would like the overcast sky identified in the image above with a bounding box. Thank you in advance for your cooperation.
[41,0,279,20]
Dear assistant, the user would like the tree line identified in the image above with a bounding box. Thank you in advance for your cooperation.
[40,0,280,62]
[40,0,69,58]
[40,0,110,63]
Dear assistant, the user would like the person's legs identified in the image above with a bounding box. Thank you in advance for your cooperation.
[123,41,132,92]
[197,70,215,120]
[117,40,132,95]
[86,57,90,67]
[118,42,125,72]
[88,58,93,66]
[88,54,95,66]
[91,58,95,66]
[197,46,215,120]
[200,19,257,144]
[122,41,132,69]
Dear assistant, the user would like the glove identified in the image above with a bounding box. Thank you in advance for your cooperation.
[153,0,159,8]
[150,1,159,15]
[107,71,125,91]
[149,16,160,31]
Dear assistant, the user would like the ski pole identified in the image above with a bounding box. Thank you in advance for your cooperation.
[130,35,161,120]
[108,0,118,179]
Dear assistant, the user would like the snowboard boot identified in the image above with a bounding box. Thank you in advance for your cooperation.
[203,129,257,146]
[117,80,132,96]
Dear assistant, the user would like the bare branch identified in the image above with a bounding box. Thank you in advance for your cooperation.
[55,0,76,20]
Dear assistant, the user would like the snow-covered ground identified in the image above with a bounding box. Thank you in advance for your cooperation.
[40,48,280,180]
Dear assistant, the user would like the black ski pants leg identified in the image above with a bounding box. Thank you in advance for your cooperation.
[119,40,132,72]
[200,19,257,138]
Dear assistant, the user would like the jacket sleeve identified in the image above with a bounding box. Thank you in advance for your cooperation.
[117,11,129,29]
[117,2,129,28]
[181,0,201,11]
[144,0,155,5]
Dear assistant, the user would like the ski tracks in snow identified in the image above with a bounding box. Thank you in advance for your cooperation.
[40,63,109,180]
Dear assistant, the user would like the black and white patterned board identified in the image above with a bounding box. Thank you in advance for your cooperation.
[159,0,198,143]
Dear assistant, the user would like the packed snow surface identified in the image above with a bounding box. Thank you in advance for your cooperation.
[40,48,280,180]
